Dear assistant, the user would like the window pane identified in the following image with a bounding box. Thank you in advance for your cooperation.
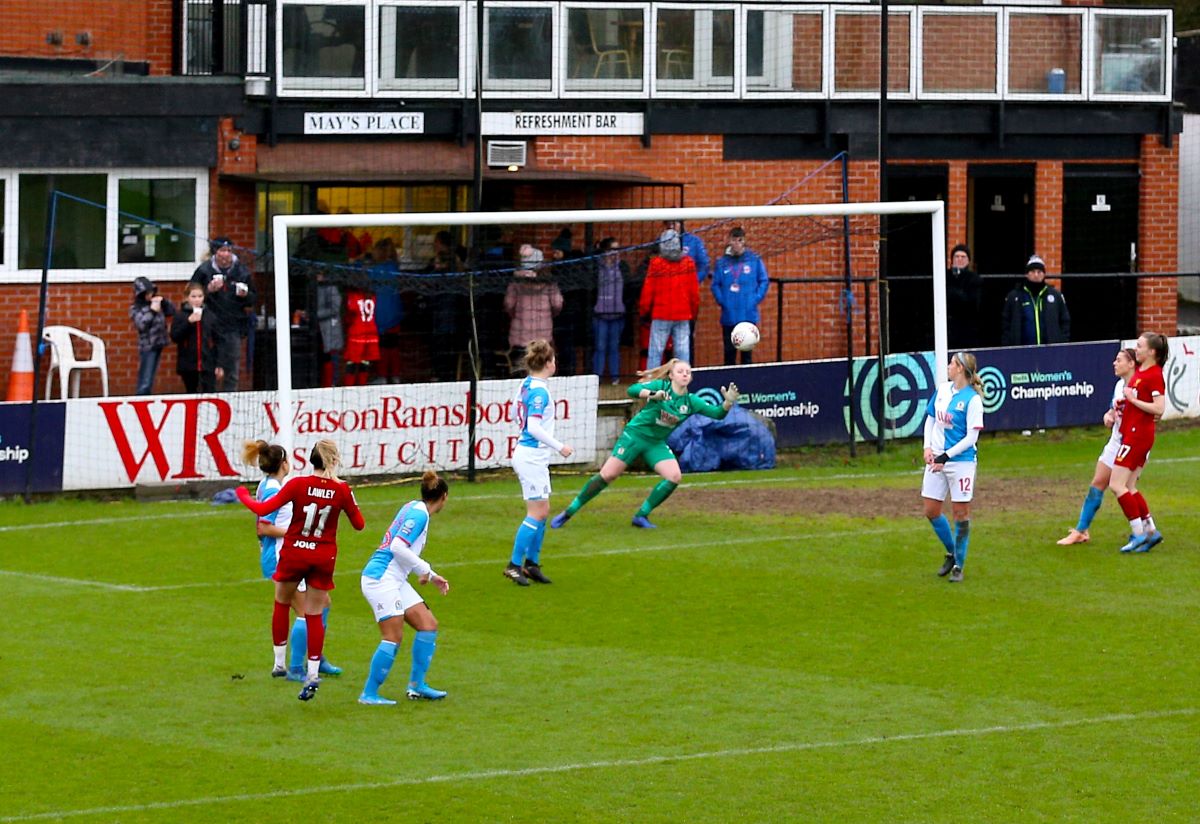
[0,179,5,265]
[834,12,911,93]
[1095,15,1165,94]
[1008,13,1082,94]
[486,6,552,88]
[657,8,694,80]
[922,13,996,94]
[282,4,365,84]
[116,179,197,264]
[566,7,644,87]
[18,174,106,270]
[747,9,822,93]
[379,6,460,87]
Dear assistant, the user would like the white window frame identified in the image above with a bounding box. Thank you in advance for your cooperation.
[830,5,916,100]
[741,5,828,100]
[916,6,1001,101]
[376,0,468,97]
[560,2,649,100]
[276,0,373,97]
[650,2,741,100]
[1002,6,1088,102]
[1089,7,1172,104]
[0,168,209,285]
[475,1,560,98]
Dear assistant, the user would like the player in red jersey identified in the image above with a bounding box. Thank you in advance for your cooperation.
[1108,332,1168,554]
[237,439,366,700]
[344,283,380,386]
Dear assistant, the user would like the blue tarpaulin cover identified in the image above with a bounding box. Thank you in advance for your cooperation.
[666,405,776,473]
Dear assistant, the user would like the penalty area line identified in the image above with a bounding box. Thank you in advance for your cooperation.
[3,707,1193,822]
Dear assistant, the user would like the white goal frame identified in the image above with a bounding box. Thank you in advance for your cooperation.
[271,202,947,455]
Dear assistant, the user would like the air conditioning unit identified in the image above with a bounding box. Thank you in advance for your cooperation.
[487,141,527,168]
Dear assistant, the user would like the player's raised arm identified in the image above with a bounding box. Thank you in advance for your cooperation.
[343,484,366,531]
[237,476,297,516]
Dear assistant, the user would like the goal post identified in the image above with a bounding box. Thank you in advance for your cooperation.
[270,200,947,458]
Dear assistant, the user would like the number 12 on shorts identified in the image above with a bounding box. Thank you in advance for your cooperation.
[958,477,972,494]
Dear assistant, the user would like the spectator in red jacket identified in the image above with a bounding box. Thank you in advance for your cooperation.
[639,230,699,370]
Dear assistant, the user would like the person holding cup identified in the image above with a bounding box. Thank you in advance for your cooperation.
[129,276,176,395]
[192,236,256,391]
[171,282,223,393]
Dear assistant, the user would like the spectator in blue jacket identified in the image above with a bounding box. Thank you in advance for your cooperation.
[711,227,769,365]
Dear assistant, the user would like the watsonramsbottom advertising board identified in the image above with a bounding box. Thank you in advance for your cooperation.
[59,377,598,490]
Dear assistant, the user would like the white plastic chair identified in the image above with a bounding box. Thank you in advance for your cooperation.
[42,325,109,399]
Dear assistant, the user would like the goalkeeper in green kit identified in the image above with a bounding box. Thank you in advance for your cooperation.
[551,359,740,529]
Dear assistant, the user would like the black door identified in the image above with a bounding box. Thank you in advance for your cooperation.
[969,166,1036,347]
[885,166,948,354]
[1062,166,1139,343]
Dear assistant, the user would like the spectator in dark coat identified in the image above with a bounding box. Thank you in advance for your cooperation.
[946,244,982,349]
[129,276,176,395]
[191,237,256,391]
[1001,255,1071,346]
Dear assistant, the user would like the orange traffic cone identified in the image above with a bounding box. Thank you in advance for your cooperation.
[6,310,34,402]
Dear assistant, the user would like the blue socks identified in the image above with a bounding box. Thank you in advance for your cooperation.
[954,520,970,568]
[527,518,546,564]
[1076,486,1104,532]
[929,515,955,554]
[510,516,540,566]
[362,640,398,698]
[410,630,437,687]
[288,617,307,672]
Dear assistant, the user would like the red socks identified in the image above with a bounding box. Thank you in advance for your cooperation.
[305,612,326,662]
[1131,492,1150,519]
[272,601,291,646]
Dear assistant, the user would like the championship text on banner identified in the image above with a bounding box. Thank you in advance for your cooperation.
[696,342,1123,447]
[0,402,66,494]
[59,377,598,490]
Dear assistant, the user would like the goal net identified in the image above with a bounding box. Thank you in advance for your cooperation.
[266,201,948,464]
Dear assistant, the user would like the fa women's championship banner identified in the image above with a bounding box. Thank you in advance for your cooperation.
[0,402,66,494]
[696,341,1127,447]
[59,377,598,490]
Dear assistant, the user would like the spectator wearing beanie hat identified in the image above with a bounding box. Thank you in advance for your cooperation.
[711,226,770,365]
[192,236,256,390]
[947,243,981,349]
[129,276,176,395]
[1001,254,1071,346]
[639,229,699,369]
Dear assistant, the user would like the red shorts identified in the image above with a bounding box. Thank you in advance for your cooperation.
[273,546,337,590]
[1114,439,1151,470]
[344,339,380,363]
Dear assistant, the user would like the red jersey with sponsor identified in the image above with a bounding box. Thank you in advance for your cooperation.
[239,474,363,554]
[345,290,379,346]
[1118,364,1164,447]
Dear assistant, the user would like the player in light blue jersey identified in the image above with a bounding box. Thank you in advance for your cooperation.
[358,470,451,705]
[505,340,575,586]
[921,352,985,583]
[243,440,343,680]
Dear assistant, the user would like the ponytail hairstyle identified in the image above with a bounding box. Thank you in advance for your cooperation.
[637,357,689,384]
[523,339,556,374]
[419,469,449,504]
[1141,332,1169,367]
[241,439,287,476]
[309,439,342,481]
[952,352,984,395]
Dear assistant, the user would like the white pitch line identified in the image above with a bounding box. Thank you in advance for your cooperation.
[0,569,145,592]
[2,707,1192,823]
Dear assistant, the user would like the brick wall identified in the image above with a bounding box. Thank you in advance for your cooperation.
[1137,134,1179,332]
[834,12,911,93]
[921,15,996,93]
[1008,13,1083,94]
[790,14,823,92]
[0,0,175,75]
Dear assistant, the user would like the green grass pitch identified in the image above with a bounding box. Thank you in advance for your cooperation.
[1,424,1197,822]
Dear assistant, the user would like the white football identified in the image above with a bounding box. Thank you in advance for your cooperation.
[730,322,760,352]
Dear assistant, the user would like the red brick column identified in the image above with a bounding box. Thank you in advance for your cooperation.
[1137,135,1179,333]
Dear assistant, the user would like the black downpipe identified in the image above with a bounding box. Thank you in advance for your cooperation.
[25,181,57,503]
[876,1,890,454]
[841,154,856,457]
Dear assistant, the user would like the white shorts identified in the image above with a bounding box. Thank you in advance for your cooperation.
[512,445,552,501]
[921,460,977,503]
[361,575,423,623]
[1098,434,1121,469]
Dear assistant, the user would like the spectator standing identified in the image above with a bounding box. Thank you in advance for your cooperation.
[639,230,699,370]
[711,227,770,365]
[550,228,585,376]
[171,282,222,393]
[426,230,466,382]
[946,244,982,349]
[315,272,344,387]
[664,220,710,283]
[129,276,176,395]
[192,237,256,390]
[1001,255,1071,346]
[505,245,563,367]
[592,237,629,384]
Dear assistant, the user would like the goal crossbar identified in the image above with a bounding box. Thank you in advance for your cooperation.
[270,201,947,455]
